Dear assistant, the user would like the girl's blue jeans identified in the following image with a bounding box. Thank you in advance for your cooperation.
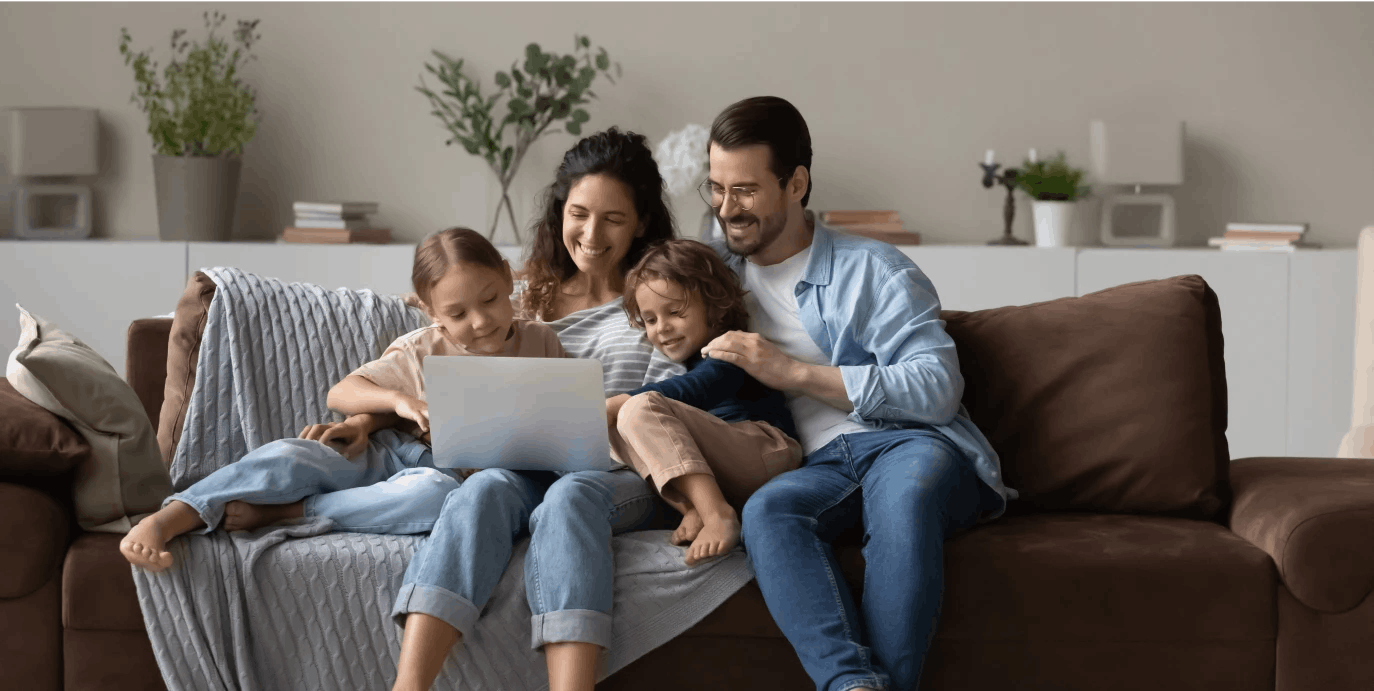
[165,429,462,535]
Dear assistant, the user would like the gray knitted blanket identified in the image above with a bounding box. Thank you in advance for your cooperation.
[132,267,754,690]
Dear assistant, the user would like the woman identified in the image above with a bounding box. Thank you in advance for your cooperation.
[389,127,681,691]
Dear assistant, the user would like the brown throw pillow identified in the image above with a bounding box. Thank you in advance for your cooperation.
[0,378,90,477]
[943,274,1230,520]
[157,271,216,469]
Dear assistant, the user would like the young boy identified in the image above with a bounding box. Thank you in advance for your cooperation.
[608,239,802,565]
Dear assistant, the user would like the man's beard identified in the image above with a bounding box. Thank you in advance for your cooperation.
[719,208,788,258]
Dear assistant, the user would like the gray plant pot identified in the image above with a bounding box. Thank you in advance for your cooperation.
[152,154,242,241]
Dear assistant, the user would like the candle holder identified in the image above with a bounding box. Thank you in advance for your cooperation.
[980,161,1029,246]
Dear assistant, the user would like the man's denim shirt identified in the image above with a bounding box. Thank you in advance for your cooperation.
[710,219,1017,519]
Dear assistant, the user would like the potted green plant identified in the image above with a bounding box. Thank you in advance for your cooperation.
[1018,150,1090,247]
[416,35,619,241]
[119,11,261,241]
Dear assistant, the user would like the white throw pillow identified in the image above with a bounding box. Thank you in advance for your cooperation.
[5,304,172,533]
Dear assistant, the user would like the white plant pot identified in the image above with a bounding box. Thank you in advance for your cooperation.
[1032,200,1077,247]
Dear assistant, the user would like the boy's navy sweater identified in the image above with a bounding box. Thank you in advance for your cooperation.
[627,353,798,442]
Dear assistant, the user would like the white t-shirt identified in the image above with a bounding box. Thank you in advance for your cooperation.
[743,245,872,455]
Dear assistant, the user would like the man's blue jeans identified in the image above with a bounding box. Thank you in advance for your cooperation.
[391,467,657,649]
[741,428,1004,691]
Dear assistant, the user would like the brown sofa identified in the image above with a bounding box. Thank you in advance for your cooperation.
[4,273,1374,691]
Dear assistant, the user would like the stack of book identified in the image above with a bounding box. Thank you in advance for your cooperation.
[1208,222,1318,252]
[283,201,390,244]
[819,210,921,245]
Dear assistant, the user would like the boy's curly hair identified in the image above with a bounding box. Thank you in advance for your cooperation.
[623,239,749,335]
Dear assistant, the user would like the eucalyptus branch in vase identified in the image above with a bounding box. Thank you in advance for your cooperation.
[416,36,621,241]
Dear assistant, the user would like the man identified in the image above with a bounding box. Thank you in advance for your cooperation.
[699,96,1015,691]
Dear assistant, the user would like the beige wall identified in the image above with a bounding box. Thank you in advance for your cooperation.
[1,1,1370,247]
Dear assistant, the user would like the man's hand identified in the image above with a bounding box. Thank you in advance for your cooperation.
[299,419,369,459]
[393,394,430,436]
[605,393,632,427]
[700,331,802,392]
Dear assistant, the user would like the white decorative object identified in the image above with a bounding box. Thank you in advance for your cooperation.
[1090,119,1185,247]
[654,123,711,197]
[1032,200,1076,247]
[984,149,995,166]
[1028,148,1038,164]
[654,123,713,239]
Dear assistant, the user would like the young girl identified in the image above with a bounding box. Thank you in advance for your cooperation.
[608,238,803,565]
[120,227,567,572]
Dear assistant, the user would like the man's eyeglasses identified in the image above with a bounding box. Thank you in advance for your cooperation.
[697,176,790,212]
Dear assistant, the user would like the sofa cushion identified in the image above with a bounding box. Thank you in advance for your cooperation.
[6,306,173,533]
[157,271,216,469]
[942,274,1230,519]
[0,379,89,478]
[62,533,145,632]
[938,513,1276,642]
[0,483,70,598]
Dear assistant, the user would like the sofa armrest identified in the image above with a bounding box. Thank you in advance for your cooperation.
[1229,456,1374,612]
[126,317,172,436]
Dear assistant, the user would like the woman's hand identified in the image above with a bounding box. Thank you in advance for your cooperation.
[393,394,430,436]
[605,393,632,427]
[299,419,370,459]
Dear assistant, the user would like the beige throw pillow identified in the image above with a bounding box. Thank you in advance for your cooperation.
[5,305,172,533]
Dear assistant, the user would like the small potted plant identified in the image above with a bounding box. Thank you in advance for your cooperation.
[119,11,261,242]
[1018,150,1090,247]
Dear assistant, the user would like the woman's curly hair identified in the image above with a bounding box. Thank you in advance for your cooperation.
[623,239,750,336]
[518,127,677,320]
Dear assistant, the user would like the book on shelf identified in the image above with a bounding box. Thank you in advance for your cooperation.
[1223,229,1304,242]
[1208,236,1321,252]
[294,210,372,221]
[281,227,391,244]
[1225,222,1309,234]
[821,210,901,225]
[828,221,905,233]
[293,201,380,216]
[293,217,374,230]
[837,227,922,245]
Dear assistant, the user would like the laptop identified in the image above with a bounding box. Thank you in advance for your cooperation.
[423,356,618,472]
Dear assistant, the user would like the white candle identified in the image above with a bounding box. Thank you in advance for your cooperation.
[984,149,995,166]
[1028,148,1038,164]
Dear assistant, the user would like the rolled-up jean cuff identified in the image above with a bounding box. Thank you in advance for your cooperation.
[390,582,483,639]
[530,609,612,649]
[163,494,219,535]
[835,677,888,691]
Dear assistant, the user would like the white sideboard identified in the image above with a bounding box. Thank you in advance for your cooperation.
[0,240,1357,460]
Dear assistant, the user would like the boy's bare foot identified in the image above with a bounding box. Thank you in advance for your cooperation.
[120,501,205,572]
[685,508,741,566]
[222,500,304,532]
[671,508,705,546]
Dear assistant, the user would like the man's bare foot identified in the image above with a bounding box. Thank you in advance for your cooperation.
[685,508,741,566]
[222,500,304,532]
[120,501,205,572]
[671,508,705,546]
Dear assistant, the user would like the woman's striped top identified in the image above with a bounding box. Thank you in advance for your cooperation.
[542,296,685,395]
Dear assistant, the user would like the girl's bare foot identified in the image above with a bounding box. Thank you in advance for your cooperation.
[671,508,705,546]
[685,507,741,566]
[119,501,205,572]
[222,500,304,532]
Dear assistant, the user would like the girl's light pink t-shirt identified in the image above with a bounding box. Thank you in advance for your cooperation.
[350,319,567,402]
